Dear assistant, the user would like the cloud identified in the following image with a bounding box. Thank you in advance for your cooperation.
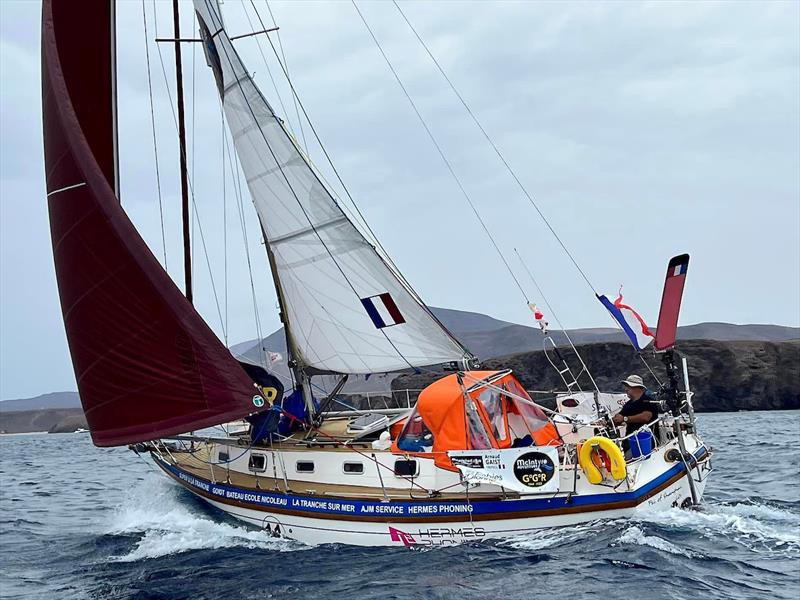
[1,0,798,398]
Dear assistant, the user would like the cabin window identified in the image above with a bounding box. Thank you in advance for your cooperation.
[296,461,315,473]
[466,398,493,449]
[477,388,509,444]
[218,451,230,462]
[343,462,364,474]
[505,380,549,432]
[249,453,266,472]
[395,408,434,453]
[394,459,418,477]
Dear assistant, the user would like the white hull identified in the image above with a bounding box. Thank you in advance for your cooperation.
[153,438,711,547]
[198,473,707,547]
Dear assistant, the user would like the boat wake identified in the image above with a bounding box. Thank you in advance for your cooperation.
[105,475,304,562]
[636,499,800,555]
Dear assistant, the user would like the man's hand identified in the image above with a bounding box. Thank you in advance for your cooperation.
[612,414,624,426]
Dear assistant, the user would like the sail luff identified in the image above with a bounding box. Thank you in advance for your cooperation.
[42,0,263,447]
[194,0,472,375]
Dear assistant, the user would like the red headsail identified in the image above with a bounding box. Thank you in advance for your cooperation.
[41,0,260,446]
[654,254,690,351]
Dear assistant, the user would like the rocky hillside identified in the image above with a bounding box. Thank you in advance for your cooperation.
[392,339,800,413]
[0,408,87,434]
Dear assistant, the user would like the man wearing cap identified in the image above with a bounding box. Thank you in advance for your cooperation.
[613,375,660,437]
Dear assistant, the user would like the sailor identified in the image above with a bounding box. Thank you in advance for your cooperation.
[612,374,660,437]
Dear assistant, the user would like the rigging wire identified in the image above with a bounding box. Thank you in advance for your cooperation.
[351,0,530,305]
[222,109,229,345]
[246,5,431,294]
[190,28,197,285]
[513,248,600,393]
[206,2,435,374]
[244,0,471,361]
[237,1,297,143]
[390,3,664,387]
[391,0,597,295]
[141,0,168,269]
[150,0,226,338]
[262,0,309,153]
[218,100,269,369]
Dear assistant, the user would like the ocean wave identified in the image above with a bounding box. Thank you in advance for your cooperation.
[615,525,702,558]
[106,476,304,562]
[500,523,601,551]
[637,501,800,554]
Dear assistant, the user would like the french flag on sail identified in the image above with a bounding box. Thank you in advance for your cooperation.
[596,291,655,352]
[361,293,406,329]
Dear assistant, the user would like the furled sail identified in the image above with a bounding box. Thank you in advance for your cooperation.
[41,0,262,447]
[194,0,471,374]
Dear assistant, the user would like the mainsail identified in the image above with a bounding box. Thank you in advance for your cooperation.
[41,0,261,447]
[194,0,471,375]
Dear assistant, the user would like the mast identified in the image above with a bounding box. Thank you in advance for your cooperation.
[109,0,119,200]
[172,0,192,303]
[41,0,261,447]
[260,226,315,419]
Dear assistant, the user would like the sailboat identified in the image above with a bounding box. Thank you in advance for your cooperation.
[42,0,712,547]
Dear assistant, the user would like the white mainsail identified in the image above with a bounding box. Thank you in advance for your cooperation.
[194,0,471,374]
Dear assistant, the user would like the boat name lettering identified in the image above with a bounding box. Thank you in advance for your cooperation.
[178,471,210,492]
[289,498,357,512]
[414,527,486,546]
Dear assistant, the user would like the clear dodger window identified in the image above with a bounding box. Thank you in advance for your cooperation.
[396,407,434,453]
[477,388,508,443]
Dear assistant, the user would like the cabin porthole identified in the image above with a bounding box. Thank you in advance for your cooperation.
[249,453,267,472]
[218,451,230,462]
[296,461,315,473]
[394,459,418,477]
[343,462,364,475]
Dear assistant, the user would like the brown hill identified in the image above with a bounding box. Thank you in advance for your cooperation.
[393,339,800,413]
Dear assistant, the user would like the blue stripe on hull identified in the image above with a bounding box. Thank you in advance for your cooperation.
[155,446,707,521]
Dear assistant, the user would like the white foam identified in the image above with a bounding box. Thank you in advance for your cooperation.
[615,525,701,558]
[106,475,303,561]
[637,501,800,553]
[502,523,599,551]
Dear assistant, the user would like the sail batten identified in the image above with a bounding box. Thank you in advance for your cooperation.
[42,0,262,447]
[194,0,472,375]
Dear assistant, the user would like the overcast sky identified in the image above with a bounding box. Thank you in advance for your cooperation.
[1,0,798,400]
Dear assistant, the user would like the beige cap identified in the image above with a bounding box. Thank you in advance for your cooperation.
[621,374,645,388]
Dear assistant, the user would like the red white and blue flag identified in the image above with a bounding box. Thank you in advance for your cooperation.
[596,289,655,352]
[360,293,406,329]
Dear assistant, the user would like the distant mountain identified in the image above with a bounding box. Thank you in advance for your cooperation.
[232,306,799,369]
[0,391,80,412]
[0,408,86,434]
[2,307,796,419]
[394,339,800,413]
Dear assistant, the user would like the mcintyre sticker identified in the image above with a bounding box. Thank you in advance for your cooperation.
[513,451,555,488]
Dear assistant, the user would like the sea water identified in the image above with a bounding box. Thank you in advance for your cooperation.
[0,410,798,599]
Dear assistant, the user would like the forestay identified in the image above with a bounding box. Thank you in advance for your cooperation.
[193,0,470,374]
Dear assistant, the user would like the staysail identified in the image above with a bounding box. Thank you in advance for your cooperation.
[41,0,262,447]
[194,0,471,375]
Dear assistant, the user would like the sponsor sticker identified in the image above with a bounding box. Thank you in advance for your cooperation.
[513,451,556,488]
[451,455,484,469]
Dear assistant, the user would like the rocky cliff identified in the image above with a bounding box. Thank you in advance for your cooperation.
[392,339,800,412]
